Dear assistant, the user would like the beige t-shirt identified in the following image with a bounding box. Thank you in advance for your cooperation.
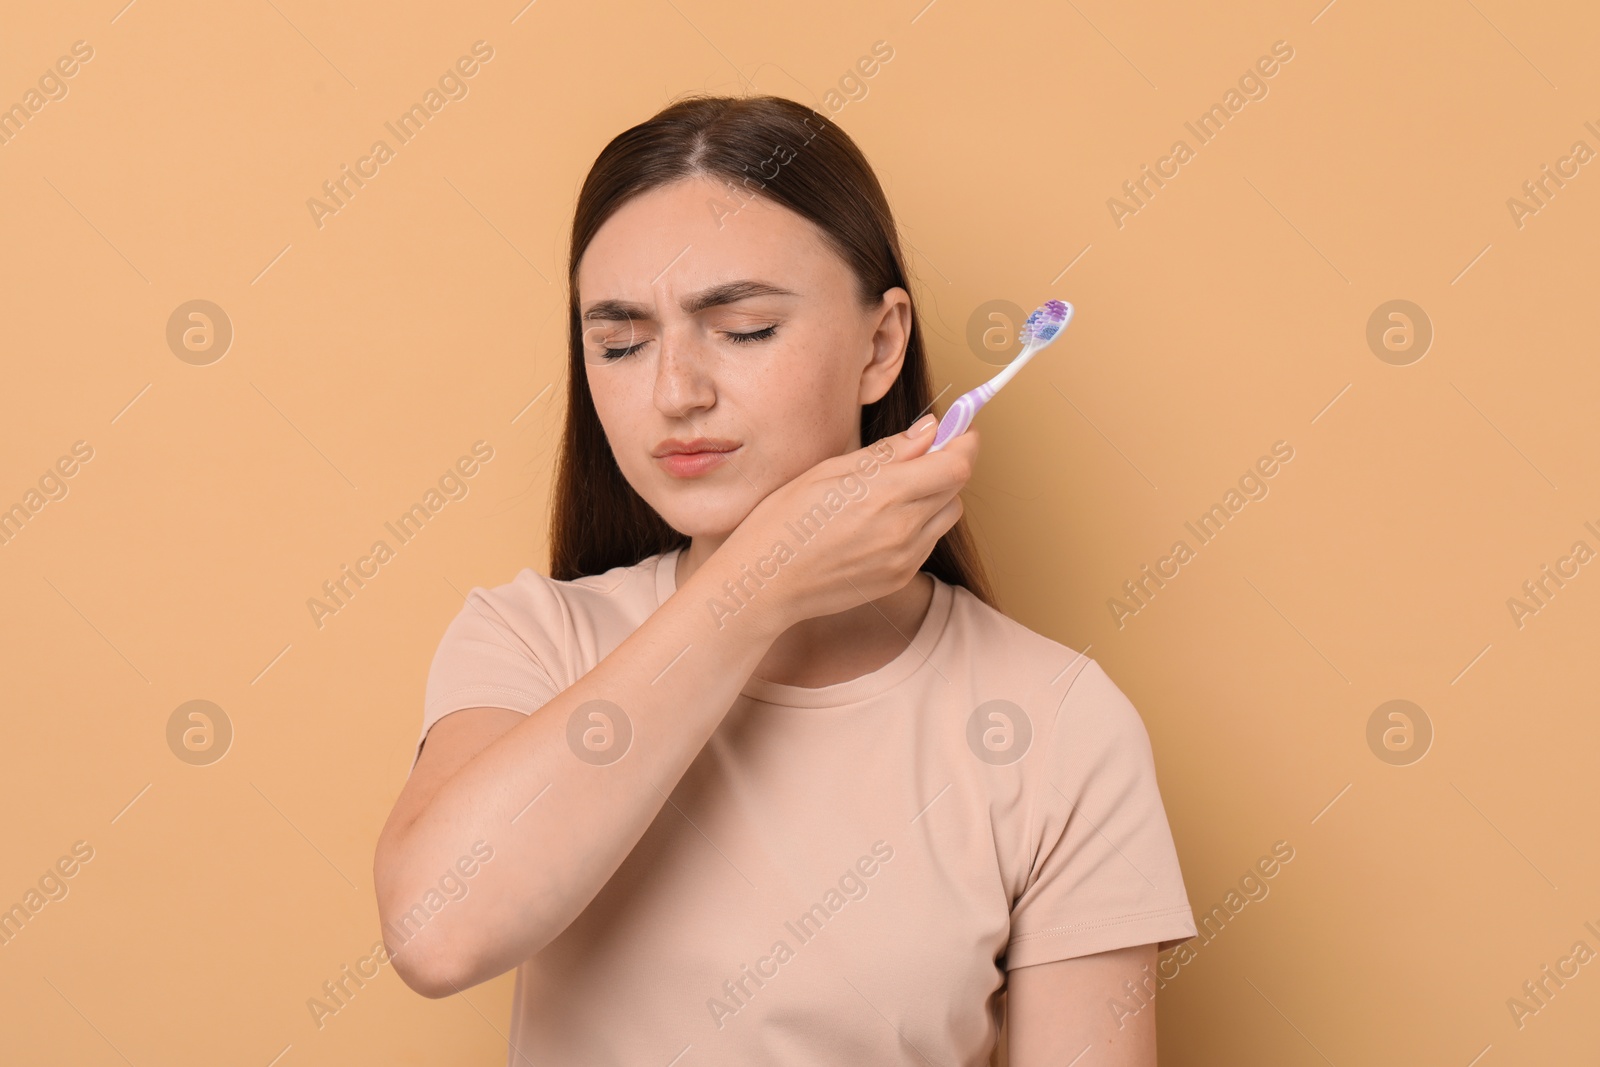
[414,547,1196,1066]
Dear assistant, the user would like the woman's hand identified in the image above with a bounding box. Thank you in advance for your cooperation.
[717,414,979,630]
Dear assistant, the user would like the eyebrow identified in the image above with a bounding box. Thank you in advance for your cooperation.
[581,280,800,322]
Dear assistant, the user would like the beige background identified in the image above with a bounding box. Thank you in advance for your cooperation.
[3,0,1597,1063]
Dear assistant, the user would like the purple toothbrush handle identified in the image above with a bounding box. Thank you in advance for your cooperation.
[927,382,998,452]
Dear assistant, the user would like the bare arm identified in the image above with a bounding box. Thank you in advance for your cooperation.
[372,547,789,997]
[372,419,977,998]
[1005,944,1158,1066]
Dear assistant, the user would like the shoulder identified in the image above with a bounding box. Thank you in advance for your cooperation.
[414,552,671,775]
[465,551,665,626]
[424,551,667,704]
[939,580,1100,699]
[938,581,1154,755]
[427,552,667,685]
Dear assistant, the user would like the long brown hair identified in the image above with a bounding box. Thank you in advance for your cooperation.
[549,93,996,610]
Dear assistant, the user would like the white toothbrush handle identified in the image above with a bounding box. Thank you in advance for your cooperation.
[926,302,1073,452]
[928,340,1044,452]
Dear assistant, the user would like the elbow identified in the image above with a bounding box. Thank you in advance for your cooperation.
[380,915,480,999]
[373,848,558,998]
[376,891,518,999]
[383,914,559,999]
[389,945,467,1000]
[374,845,471,998]
[376,891,477,999]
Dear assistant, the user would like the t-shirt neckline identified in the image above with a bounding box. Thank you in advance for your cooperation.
[653,546,954,708]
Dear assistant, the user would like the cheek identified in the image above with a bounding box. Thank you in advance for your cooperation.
[738,353,841,432]
[766,333,866,446]
[585,360,637,419]
[755,373,859,466]
[583,364,645,458]
[811,332,873,423]
[781,323,860,396]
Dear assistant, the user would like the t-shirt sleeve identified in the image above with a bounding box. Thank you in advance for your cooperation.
[410,578,565,775]
[1005,658,1196,969]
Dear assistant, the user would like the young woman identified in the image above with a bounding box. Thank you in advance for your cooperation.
[374,94,1196,1066]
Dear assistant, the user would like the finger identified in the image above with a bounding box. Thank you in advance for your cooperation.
[846,416,966,503]
[914,490,965,545]
[873,414,939,463]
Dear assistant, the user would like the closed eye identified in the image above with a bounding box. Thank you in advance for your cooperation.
[598,325,779,360]
[600,340,648,360]
[727,325,777,345]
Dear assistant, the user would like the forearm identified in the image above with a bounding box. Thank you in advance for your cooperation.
[377,545,788,991]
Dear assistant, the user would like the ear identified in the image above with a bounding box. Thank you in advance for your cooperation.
[858,286,913,406]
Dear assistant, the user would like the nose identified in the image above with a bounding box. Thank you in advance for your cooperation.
[652,321,716,419]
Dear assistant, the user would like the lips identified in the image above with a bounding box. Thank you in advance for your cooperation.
[652,439,740,478]
[651,438,741,457]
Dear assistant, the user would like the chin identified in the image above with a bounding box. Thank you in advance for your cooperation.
[624,459,766,541]
[661,511,744,541]
[649,495,749,542]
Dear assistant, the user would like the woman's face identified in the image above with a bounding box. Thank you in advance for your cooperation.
[575,174,911,540]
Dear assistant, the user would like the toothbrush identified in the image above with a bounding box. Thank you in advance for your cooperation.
[926,299,1074,452]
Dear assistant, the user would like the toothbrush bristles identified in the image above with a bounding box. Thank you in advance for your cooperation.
[1019,299,1070,346]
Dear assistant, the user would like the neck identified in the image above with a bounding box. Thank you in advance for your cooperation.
[676,536,933,688]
